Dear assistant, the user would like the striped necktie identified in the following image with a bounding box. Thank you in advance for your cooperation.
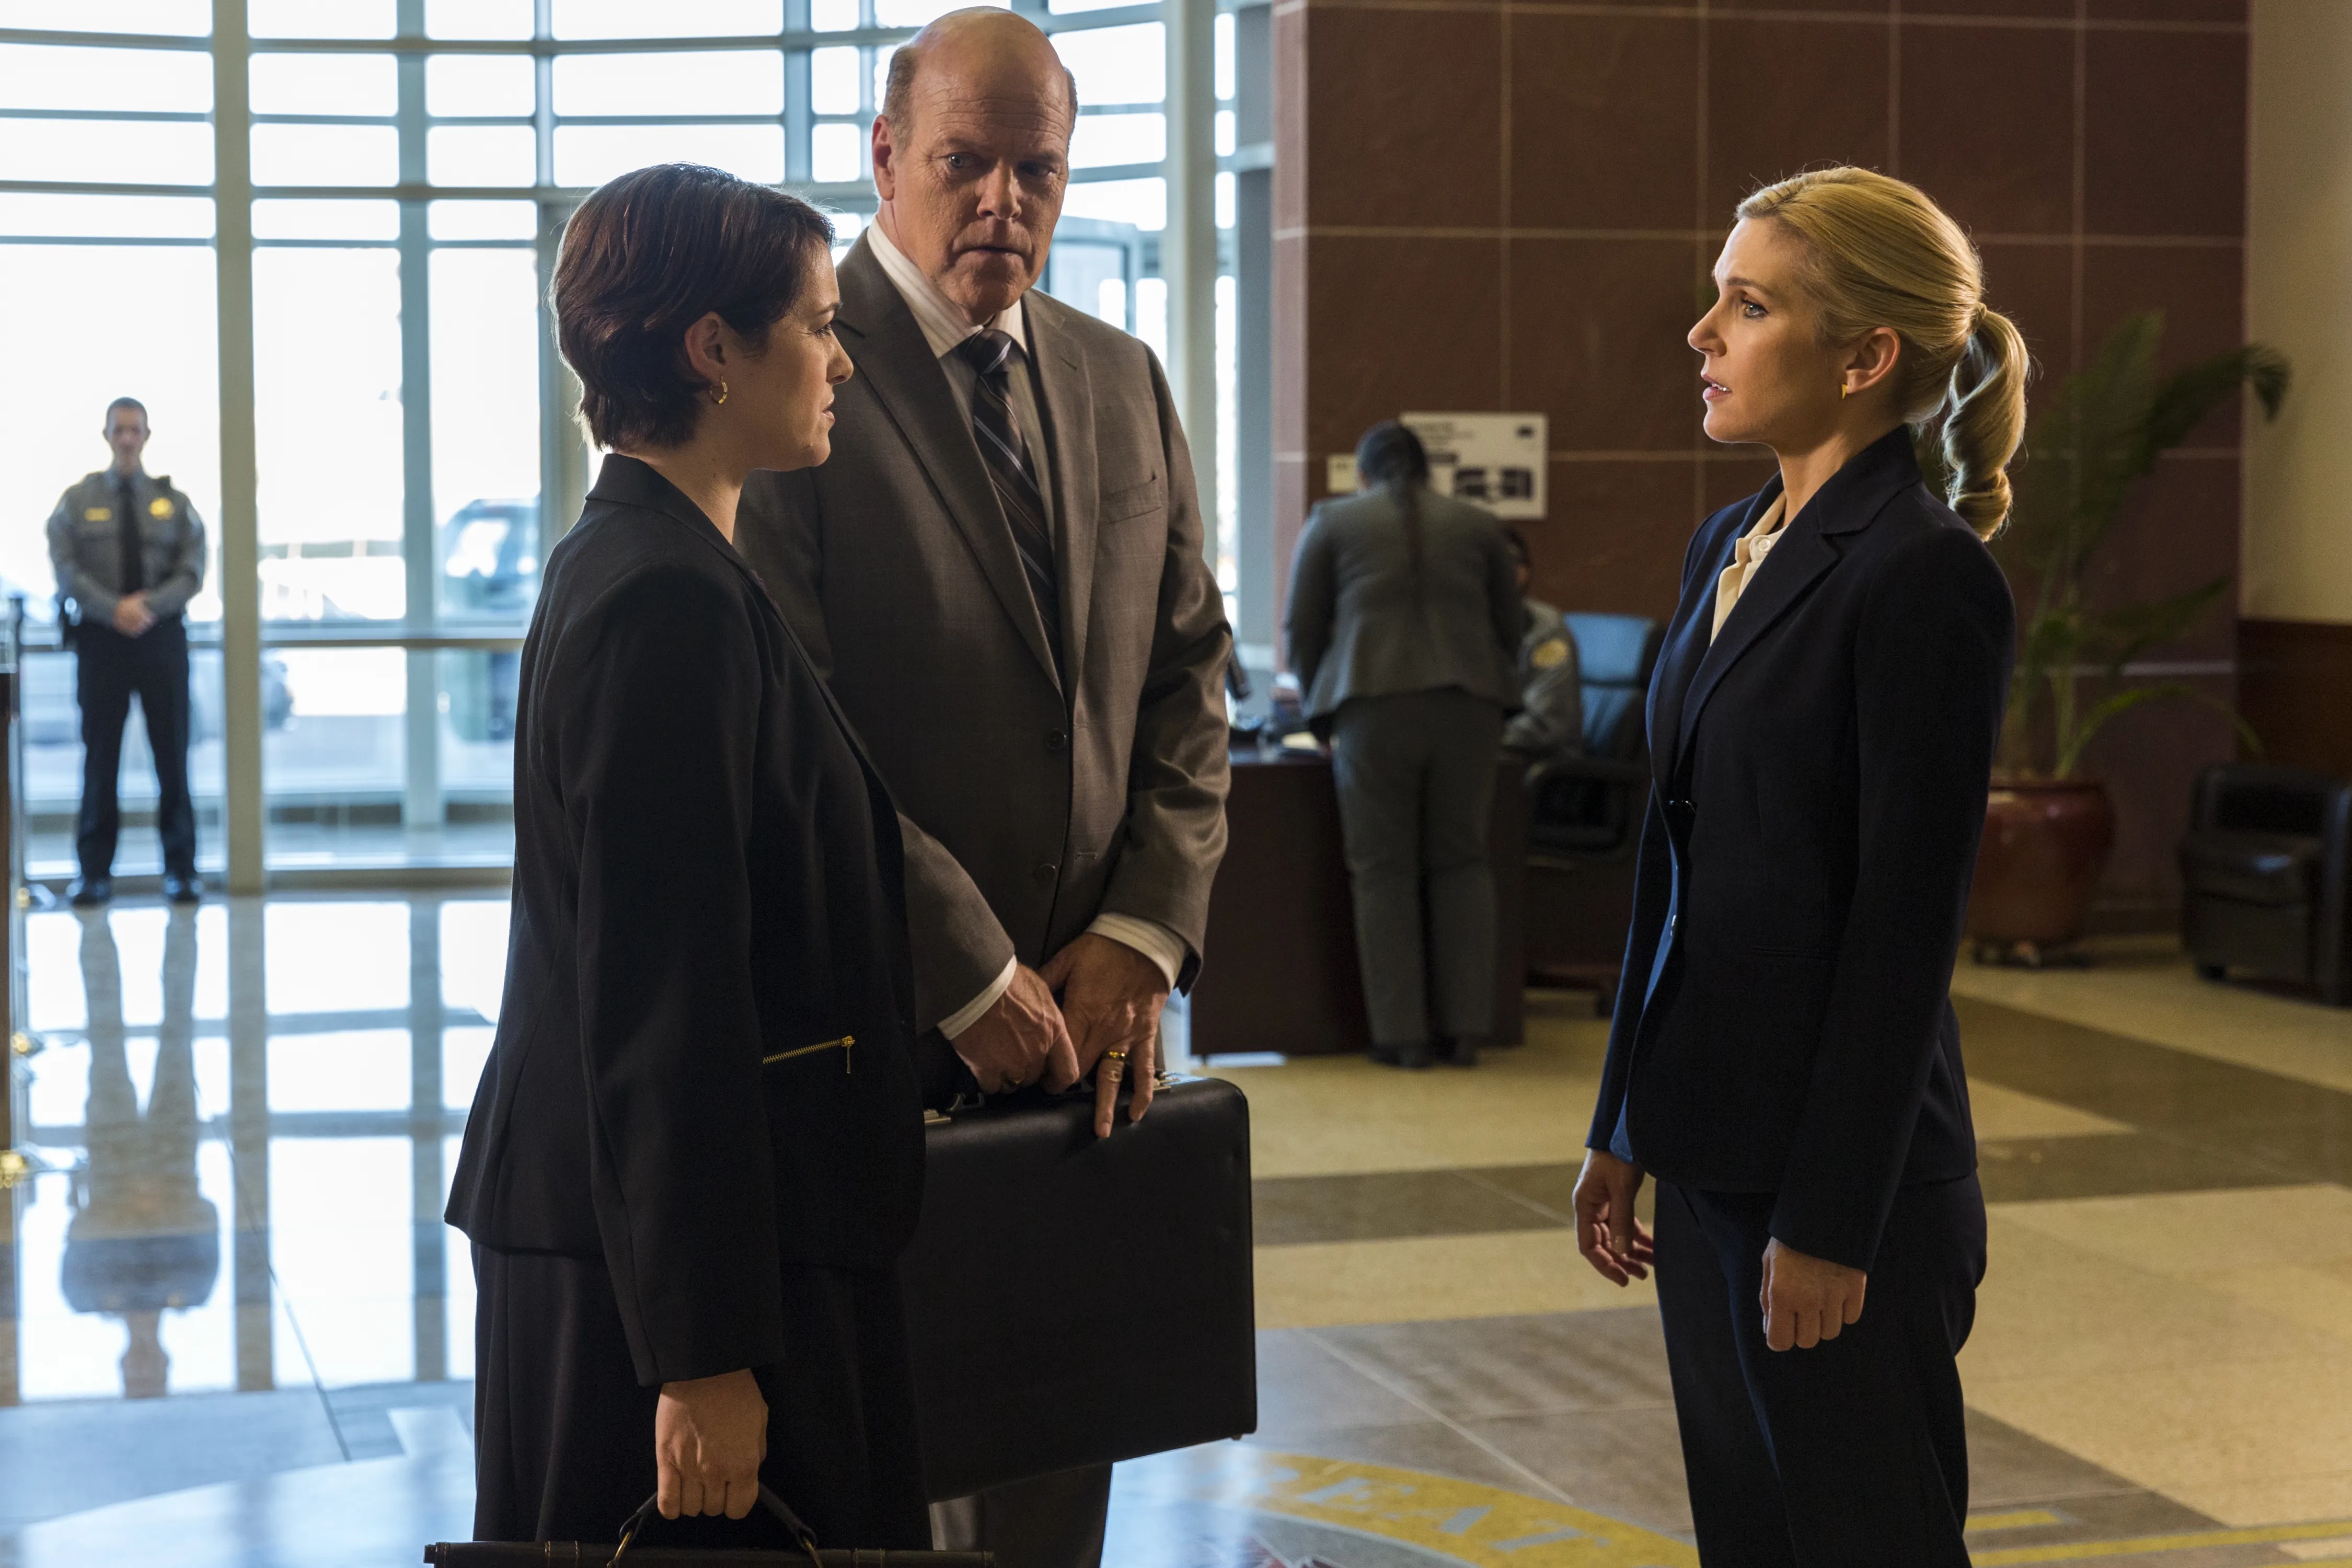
[955,328,1062,677]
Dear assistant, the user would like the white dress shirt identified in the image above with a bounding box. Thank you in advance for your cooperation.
[866,220,1190,1037]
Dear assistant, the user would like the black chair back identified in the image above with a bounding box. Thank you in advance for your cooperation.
[1563,613,1665,761]
[1526,614,1664,860]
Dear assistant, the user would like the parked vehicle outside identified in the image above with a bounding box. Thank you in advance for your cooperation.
[441,497,538,743]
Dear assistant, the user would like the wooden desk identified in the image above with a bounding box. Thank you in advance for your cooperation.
[1189,749,1525,1058]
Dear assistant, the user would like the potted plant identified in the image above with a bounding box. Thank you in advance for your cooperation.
[1959,312,2288,964]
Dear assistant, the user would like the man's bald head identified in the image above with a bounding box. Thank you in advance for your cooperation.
[869,5,1077,325]
[881,9,1078,139]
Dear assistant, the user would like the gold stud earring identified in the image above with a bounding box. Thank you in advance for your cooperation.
[713,379,729,406]
[1838,383,1849,400]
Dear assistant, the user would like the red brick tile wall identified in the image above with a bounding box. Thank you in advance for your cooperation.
[1270,0,2251,913]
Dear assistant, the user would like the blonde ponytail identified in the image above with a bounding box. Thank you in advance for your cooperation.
[1737,167,2030,540]
[1940,305,2028,538]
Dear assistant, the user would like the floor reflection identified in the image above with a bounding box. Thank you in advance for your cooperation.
[19,900,2332,1561]
[65,907,216,1400]
[3,894,503,1420]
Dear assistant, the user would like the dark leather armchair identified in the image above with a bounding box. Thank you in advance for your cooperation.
[2178,763,2352,1006]
[1523,613,1665,1010]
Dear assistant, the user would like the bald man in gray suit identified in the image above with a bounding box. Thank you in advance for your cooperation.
[734,11,1231,1565]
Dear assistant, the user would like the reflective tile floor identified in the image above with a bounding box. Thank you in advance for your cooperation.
[4,900,2352,1565]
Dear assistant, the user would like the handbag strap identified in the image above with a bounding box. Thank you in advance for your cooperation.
[609,1486,821,1567]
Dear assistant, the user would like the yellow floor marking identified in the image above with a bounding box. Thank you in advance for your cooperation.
[1971,1518,2352,1565]
[1125,1446,1699,1566]
[1965,1509,2067,1532]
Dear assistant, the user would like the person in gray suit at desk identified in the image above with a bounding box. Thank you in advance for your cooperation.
[734,10,1231,1564]
[1284,421,1524,1069]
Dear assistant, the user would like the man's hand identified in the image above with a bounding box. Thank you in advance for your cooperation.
[951,964,1081,1096]
[654,1367,767,1521]
[1571,1148,1654,1286]
[1760,1238,1867,1351]
[111,593,154,637]
[1041,932,1169,1137]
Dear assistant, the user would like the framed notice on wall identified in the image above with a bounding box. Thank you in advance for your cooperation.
[1400,412,1549,520]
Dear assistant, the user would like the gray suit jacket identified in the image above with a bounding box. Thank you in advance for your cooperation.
[736,236,1232,1033]
[1284,485,1524,720]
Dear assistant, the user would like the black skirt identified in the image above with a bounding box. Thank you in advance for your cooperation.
[471,1243,931,1549]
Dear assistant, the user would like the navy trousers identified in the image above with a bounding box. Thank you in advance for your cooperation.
[74,616,196,881]
[1655,1175,1986,1567]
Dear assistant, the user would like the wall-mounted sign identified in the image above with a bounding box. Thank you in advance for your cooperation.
[1400,411,1548,520]
[1325,454,1358,494]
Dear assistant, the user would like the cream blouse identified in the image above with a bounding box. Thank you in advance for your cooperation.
[1710,493,1790,641]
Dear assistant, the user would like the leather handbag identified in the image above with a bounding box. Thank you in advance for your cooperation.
[424,1485,991,1565]
[898,1073,1257,1501]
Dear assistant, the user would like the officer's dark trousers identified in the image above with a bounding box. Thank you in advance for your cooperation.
[75,617,196,881]
[1654,1175,1986,1567]
[1328,688,1503,1049]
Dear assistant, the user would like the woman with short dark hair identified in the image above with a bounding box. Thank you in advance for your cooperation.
[1282,420,1525,1068]
[445,163,930,1551]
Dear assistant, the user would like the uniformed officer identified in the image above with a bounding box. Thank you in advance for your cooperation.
[45,397,207,906]
[1501,527,1585,758]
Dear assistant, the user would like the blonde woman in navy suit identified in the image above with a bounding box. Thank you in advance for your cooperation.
[1571,168,2023,1565]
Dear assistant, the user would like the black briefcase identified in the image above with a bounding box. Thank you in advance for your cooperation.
[900,1074,1256,1501]
[425,1486,991,1565]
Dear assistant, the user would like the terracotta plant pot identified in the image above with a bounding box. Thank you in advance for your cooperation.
[1965,776,2115,962]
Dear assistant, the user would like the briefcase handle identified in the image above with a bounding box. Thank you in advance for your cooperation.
[934,1070,1184,1119]
[612,1485,819,1566]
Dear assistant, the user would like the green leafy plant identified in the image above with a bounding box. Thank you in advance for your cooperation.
[1971,312,2288,779]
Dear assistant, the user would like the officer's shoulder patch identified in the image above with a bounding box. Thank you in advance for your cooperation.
[84,506,111,523]
[148,497,174,518]
[1532,637,1571,671]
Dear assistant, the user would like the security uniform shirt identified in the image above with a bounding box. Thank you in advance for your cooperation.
[45,470,207,625]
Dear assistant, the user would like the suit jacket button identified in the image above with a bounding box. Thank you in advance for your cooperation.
[1045,728,1067,752]
[1034,862,1058,886]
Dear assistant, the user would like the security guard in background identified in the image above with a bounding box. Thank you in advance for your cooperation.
[1501,526,1585,759]
[45,397,206,906]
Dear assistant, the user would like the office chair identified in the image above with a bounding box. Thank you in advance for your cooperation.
[1523,613,1665,1013]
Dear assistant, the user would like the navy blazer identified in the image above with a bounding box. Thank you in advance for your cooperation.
[1586,428,2015,1272]
[446,456,925,1388]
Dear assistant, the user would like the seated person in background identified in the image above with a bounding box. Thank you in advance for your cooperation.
[1502,527,1584,758]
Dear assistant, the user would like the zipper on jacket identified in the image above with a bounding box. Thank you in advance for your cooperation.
[763,1034,856,1074]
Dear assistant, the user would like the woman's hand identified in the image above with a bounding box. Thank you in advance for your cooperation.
[654,1368,767,1520]
[1571,1148,1654,1285]
[1760,1238,1867,1351]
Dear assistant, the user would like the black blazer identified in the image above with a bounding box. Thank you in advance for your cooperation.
[1587,428,2014,1272]
[446,455,925,1388]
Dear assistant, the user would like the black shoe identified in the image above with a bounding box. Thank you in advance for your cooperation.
[1367,1041,1435,1070]
[162,874,202,904]
[1440,1035,1488,1068]
[68,877,112,907]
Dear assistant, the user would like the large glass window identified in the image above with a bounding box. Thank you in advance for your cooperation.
[252,248,405,624]
[0,0,1221,878]
[430,248,543,623]
[0,240,227,880]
